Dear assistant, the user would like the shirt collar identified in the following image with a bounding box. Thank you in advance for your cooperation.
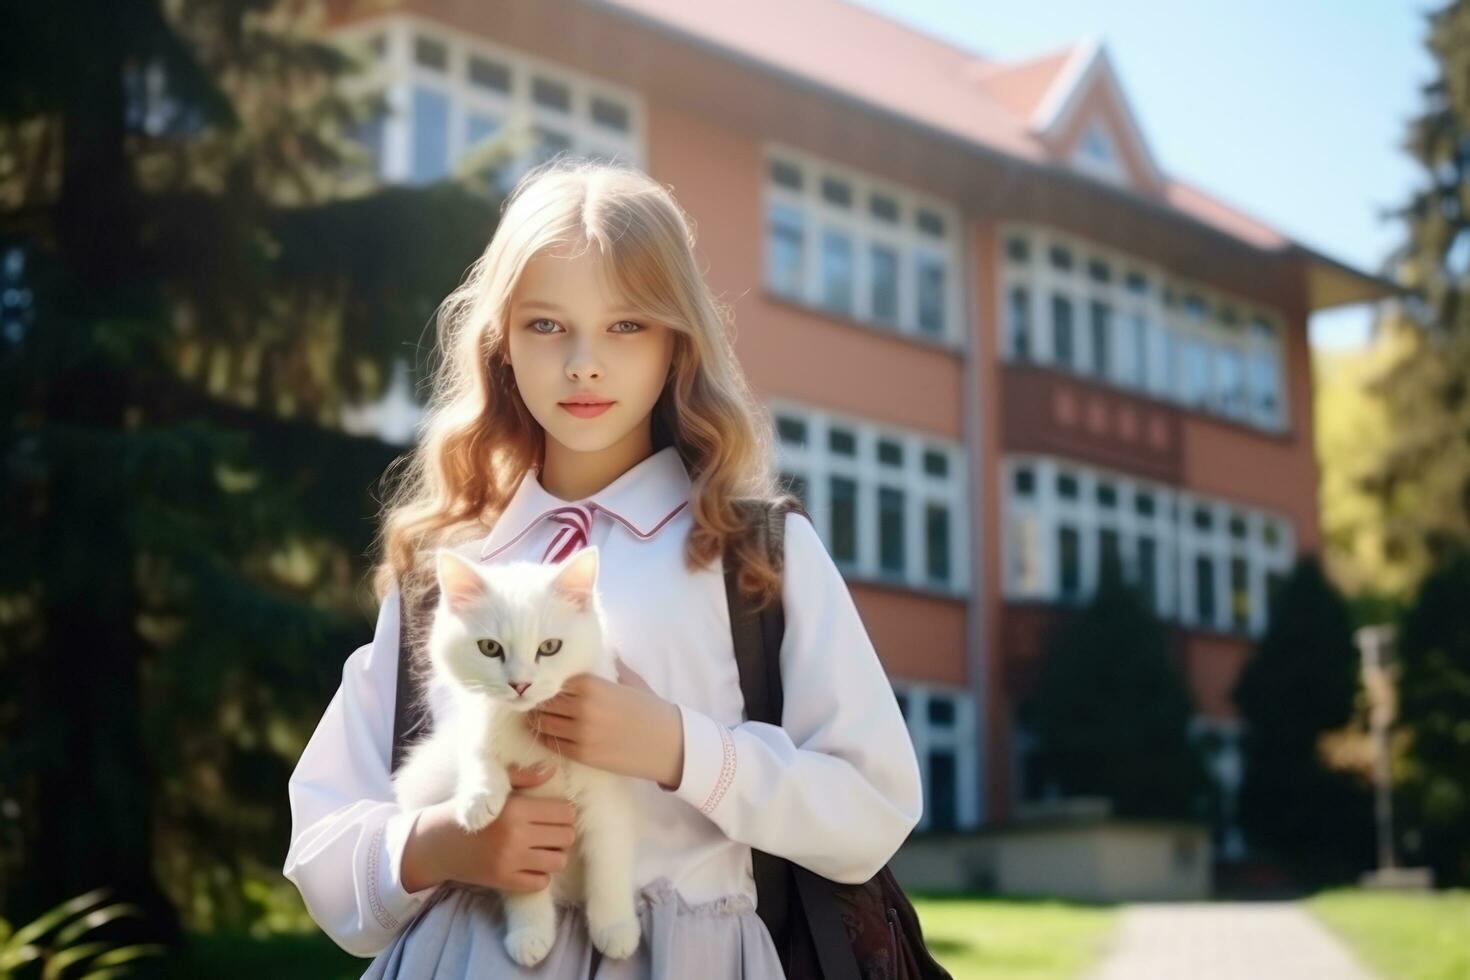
[478,445,692,562]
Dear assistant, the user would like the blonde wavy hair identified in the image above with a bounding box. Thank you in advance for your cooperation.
[371,155,797,625]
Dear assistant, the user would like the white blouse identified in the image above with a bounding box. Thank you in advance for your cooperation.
[282,445,924,957]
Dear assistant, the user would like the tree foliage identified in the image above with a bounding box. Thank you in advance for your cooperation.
[0,0,499,945]
[1232,556,1373,883]
[1020,551,1208,821]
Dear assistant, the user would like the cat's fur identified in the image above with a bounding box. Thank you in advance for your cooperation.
[391,546,641,967]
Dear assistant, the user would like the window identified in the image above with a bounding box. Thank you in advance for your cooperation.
[927,749,958,831]
[1059,526,1082,600]
[1230,557,1250,630]
[1195,555,1216,626]
[879,487,906,575]
[830,476,857,564]
[926,504,951,583]
[414,35,448,70]
[1052,294,1075,369]
[917,253,946,335]
[766,148,960,342]
[359,27,644,189]
[772,401,968,593]
[1137,536,1158,610]
[469,55,511,93]
[821,176,852,207]
[1003,454,1293,637]
[821,230,854,314]
[1000,224,1289,433]
[531,76,571,112]
[776,414,807,446]
[1009,286,1031,360]
[410,86,450,184]
[590,96,630,132]
[765,203,805,299]
[870,245,899,325]
[1090,300,1112,378]
[894,685,977,831]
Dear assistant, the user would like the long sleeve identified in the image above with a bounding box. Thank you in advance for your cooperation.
[282,579,444,958]
[663,511,924,884]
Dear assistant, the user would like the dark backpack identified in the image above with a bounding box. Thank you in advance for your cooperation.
[388,498,952,980]
[724,498,952,980]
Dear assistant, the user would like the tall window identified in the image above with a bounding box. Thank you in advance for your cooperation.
[894,684,978,831]
[766,203,805,299]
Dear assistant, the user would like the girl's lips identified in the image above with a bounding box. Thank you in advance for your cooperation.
[559,401,614,418]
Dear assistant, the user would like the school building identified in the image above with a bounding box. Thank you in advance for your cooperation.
[320,0,1392,864]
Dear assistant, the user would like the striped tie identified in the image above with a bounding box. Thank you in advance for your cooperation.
[542,503,595,563]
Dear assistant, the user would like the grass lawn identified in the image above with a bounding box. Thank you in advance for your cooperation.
[166,895,1117,980]
[1307,888,1470,980]
[911,893,1118,980]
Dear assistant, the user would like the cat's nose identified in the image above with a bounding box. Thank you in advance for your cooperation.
[510,682,531,697]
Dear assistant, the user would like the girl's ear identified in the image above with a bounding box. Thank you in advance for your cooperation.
[436,549,489,613]
[550,546,599,610]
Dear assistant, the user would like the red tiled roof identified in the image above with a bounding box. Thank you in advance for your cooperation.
[593,0,1299,252]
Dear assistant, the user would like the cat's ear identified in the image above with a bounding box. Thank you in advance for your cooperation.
[436,548,489,613]
[550,546,599,611]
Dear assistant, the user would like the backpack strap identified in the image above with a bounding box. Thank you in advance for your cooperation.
[724,498,862,980]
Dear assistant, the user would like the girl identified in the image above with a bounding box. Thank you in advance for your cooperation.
[282,155,924,978]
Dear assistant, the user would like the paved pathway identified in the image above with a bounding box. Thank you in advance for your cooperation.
[1085,902,1375,980]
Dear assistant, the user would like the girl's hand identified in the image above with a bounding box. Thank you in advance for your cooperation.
[525,659,684,788]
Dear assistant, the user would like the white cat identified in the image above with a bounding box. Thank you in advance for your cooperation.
[391,545,642,967]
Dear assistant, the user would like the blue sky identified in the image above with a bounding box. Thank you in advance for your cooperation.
[849,0,1438,351]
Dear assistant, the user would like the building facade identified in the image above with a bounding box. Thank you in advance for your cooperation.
[322,0,1391,858]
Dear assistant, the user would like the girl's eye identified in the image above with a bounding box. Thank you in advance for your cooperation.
[527,318,645,335]
[538,639,562,657]
[477,638,504,659]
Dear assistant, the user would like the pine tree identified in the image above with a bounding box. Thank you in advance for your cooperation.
[1396,549,1470,885]
[0,0,499,944]
[1359,0,1470,590]
[1020,551,1208,821]
[1232,557,1373,883]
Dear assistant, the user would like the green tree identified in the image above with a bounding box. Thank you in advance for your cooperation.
[1232,556,1373,883]
[1396,549,1470,885]
[0,0,499,948]
[1357,0,1470,593]
[1020,551,1207,820]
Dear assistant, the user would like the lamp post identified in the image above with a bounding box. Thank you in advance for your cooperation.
[1354,624,1396,875]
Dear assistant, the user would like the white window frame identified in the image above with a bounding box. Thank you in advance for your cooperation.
[328,15,646,188]
[768,399,971,596]
[999,223,1289,434]
[762,144,965,349]
[1001,454,1294,637]
[893,682,980,831]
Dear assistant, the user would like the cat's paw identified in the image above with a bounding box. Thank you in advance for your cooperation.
[504,923,556,967]
[590,916,641,959]
[453,787,507,832]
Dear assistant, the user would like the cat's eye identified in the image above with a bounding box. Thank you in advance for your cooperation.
[538,639,562,657]
[477,638,504,659]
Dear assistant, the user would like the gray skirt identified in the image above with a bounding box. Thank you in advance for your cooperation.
[360,877,787,979]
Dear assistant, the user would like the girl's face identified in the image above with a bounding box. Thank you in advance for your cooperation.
[505,246,676,459]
